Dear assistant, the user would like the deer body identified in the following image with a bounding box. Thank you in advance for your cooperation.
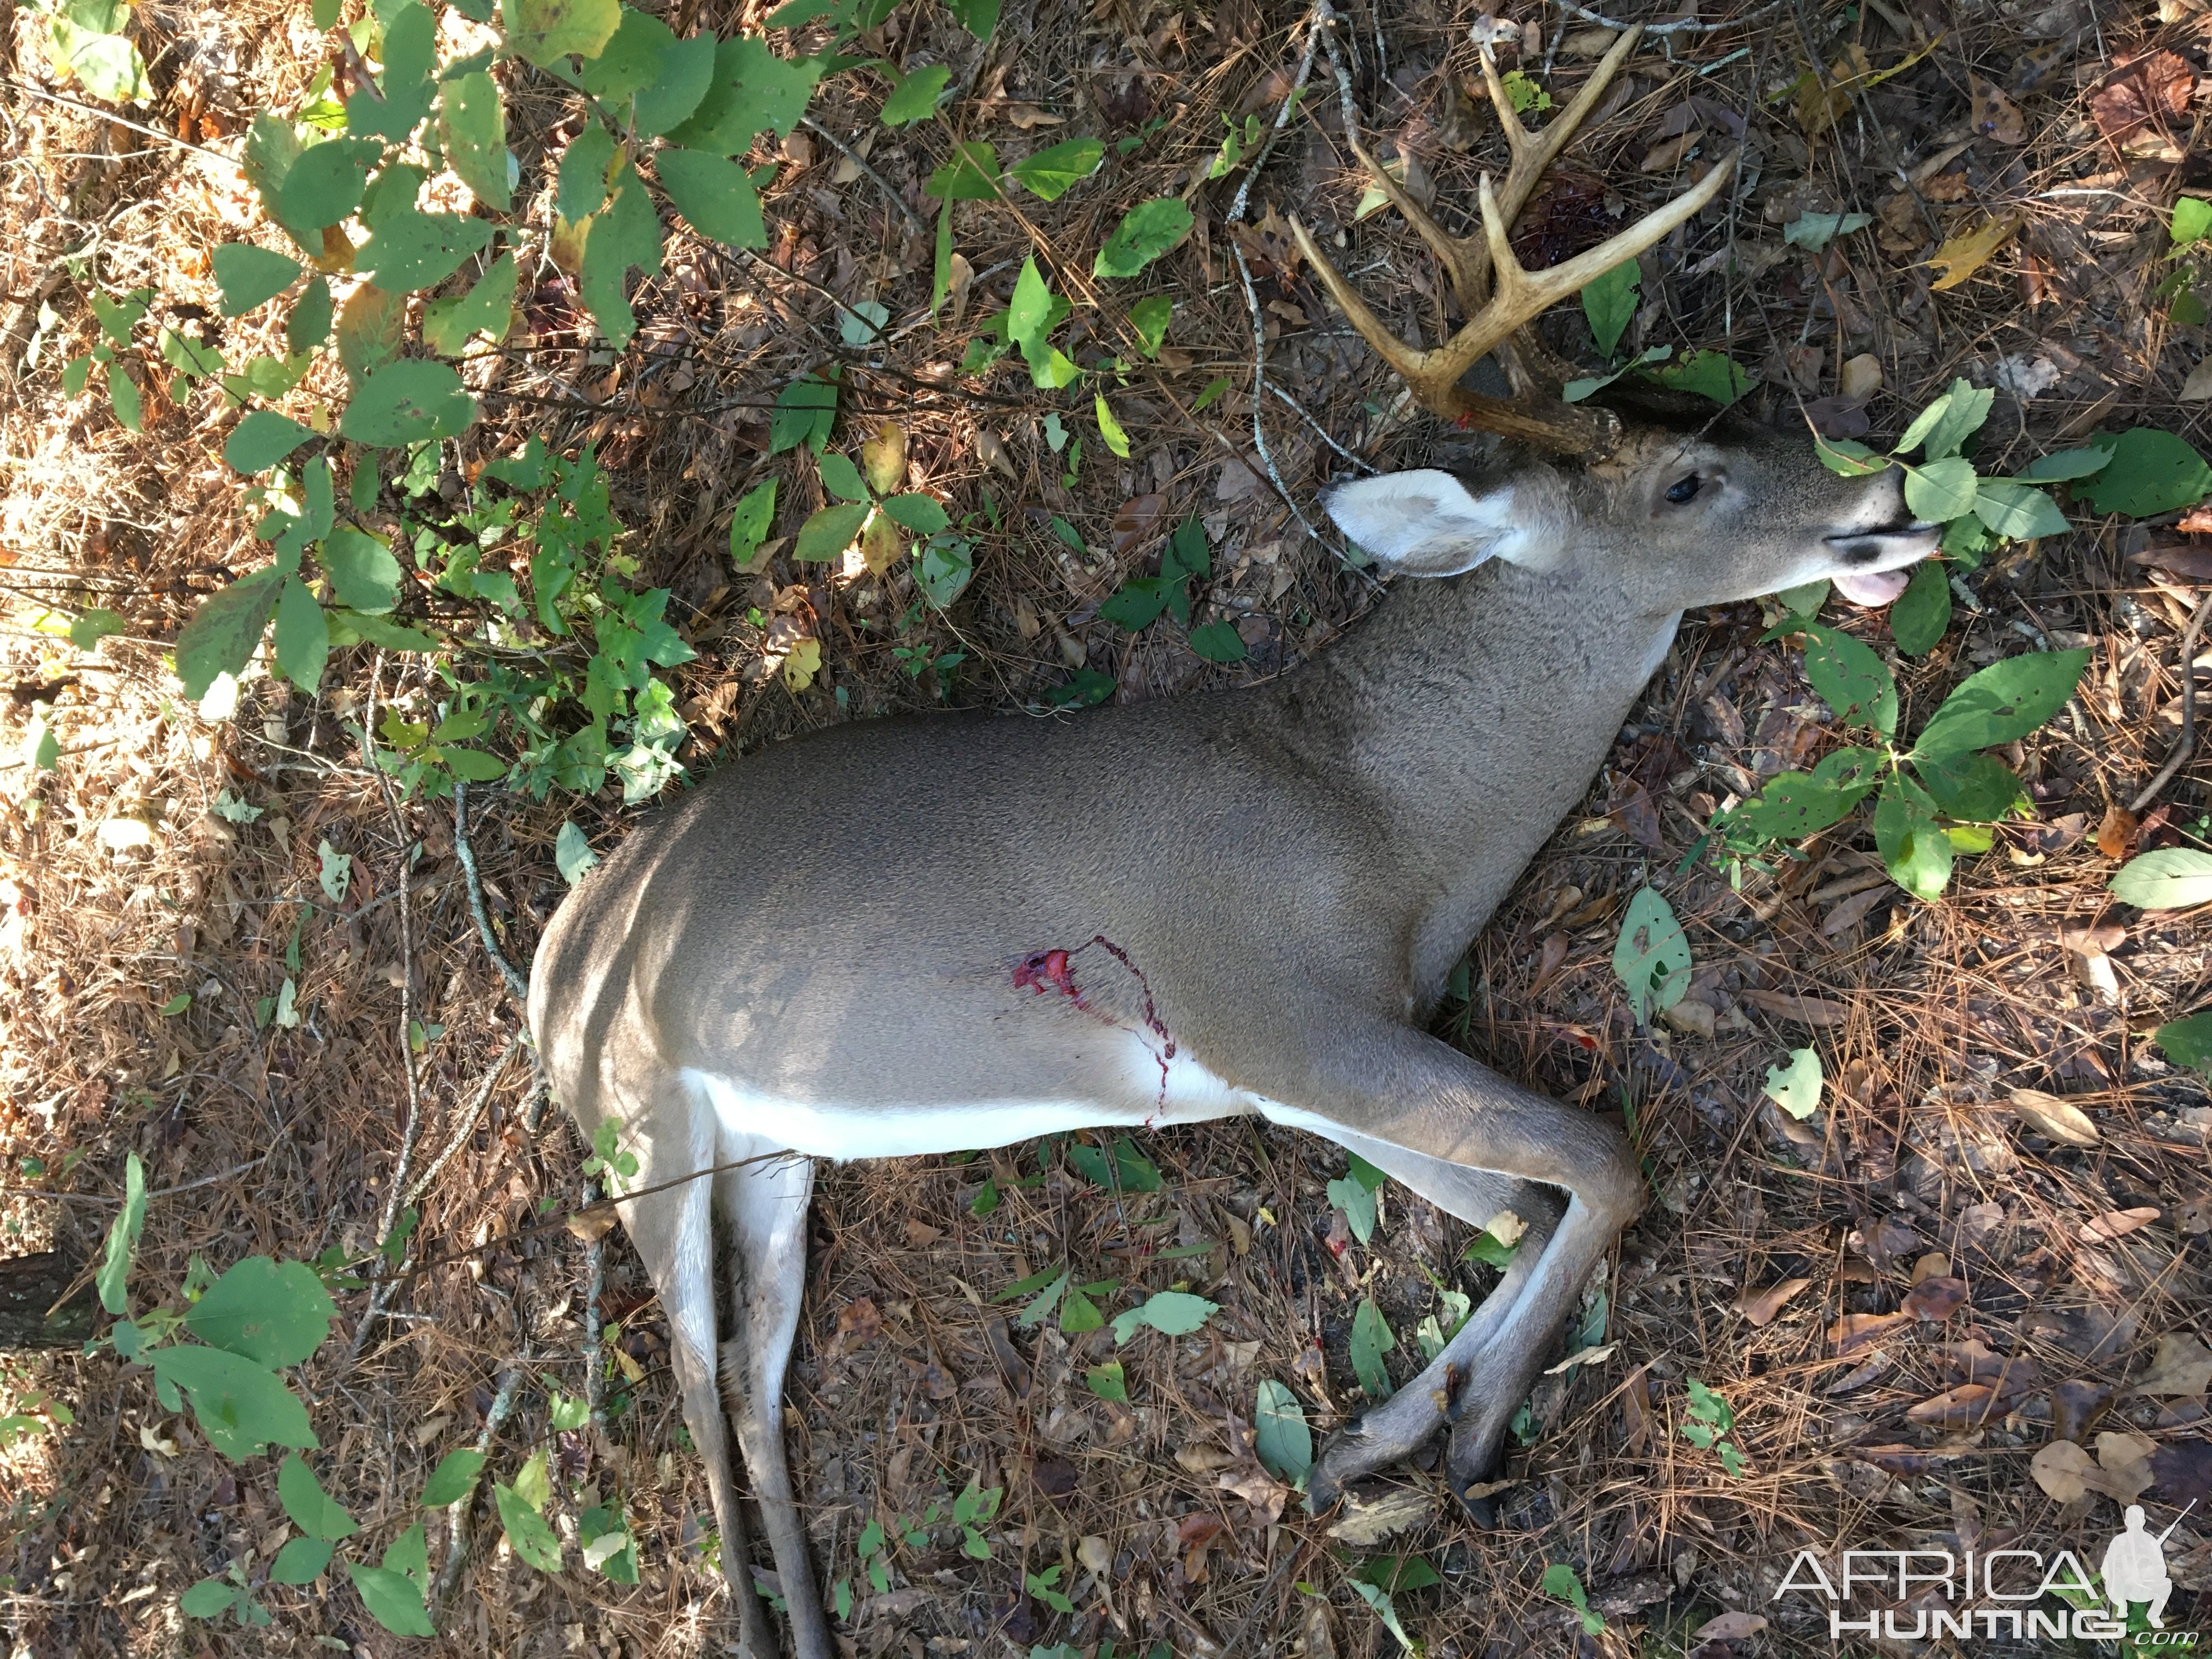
[529,27,1942,1655]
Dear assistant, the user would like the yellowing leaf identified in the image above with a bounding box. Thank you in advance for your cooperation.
[1928,218,2019,292]
[782,636,822,692]
[859,419,907,496]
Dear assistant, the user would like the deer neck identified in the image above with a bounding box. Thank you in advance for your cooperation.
[1273,561,1680,996]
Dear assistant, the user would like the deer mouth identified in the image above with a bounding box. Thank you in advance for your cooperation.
[1826,522,1942,608]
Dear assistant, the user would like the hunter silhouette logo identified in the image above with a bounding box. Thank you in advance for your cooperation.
[2103,1504,2190,1629]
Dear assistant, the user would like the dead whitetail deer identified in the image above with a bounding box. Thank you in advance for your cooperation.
[529,25,1935,1657]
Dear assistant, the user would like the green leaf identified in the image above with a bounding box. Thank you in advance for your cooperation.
[358,161,428,231]
[2016,443,2116,482]
[1904,455,1978,522]
[916,535,973,607]
[579,164,664,347]
[793,501,872,561]
[1109,1290,1217,1344]
[770,374,838,454]
[927,139,1001,201]
[185,1256,337,1365]
[1349,1296,1395,1397]
[213,244,302,317]
[438,71,510,210]
[106,363,141,432]
[384,1520,430,1592]
[2155,1010,2212,1071]
[1010,137,1104,201]
[501,0,620,65]
[1085,1359,1127,1402]
[494,1481,565,1571]
[278,1454,359,1542]
[175,568,283,700]
[880,63,949,125]
[944,0,1000,36]
[1128,295,1172,358]
[1910,749,2021,821]
[1581,258,1639,358]
[1187,620,1247,663]
[1252,1379,1312,1484]
[60,26,149,103]
[1611,885,1690,1026]
[579,6,673,100]
[633,29,716,135]
[1327,1170,1378,1244]
[818,451,869,503]
[422,252,517,354]
[318,526,403,613]
[61,354,92,398]
[559,123,616,222]
[326,610,436,651]
[286,278,334,354]
[1887,560,1950,656]
[1541,1563,1606,1636]
[420,1447,486,1507]
[1972,479,2068,540]
[275,137,380,234]
[1813,435,1886,477]
[555,820,600,884]
[881,493,947,533]
[728,479,778,564]
[272,577,329,695]
[1719,753,1875,843]
[1099,576,1173,632]
[2073,426,2212,517]
[180,1576,241,1618]
[1094,396,1132,459]
[667,34,821,154]
[269,1537,335,1584]
[1873,774,1952,901]
[70,608,126,652]
[657,147,767,248]
[347,1562,436,1635]
[1007,255,1053,356]
[1763,1047,1821,1120]
[347,1,436,138]
[357,209,494,293]
[150,1346,317,1459]
[1651,348,1753,405]
[1781,210,1873,251]
[1465,1228,1519,1269]
[96,1150,145,1315]
[1799,620,1898,735]
[2110,848,2212,911]
[340,360,479,447]
[336,283,405,384]
[2176,196,2212,246]
[1897,377,1993,461]
[1910,648,2090,760]
[222,413,316,477]
[1094,198,1193,278]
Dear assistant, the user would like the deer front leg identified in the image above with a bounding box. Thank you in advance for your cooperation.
[1249,1023,1643,1514]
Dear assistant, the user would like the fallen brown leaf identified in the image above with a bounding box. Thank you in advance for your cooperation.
[1970,76,2028,143]
[2032,1438,2099,1502]
[2079,1207,2159,1244]
[829,1295,883,1357]
[2089,50,2192,150]
[1740,988,1852,1027]
[1929,218,2019,292]
[2176,1195,2212,1236]
[1830,1311,1911,1355]
[1110,493,1165,556]
[1734,1278,1812,1327]
[1907,1384,1999,1429]
[2134,1333,2212,1397]
[1902,1277,1970,1321]
[1324,1486,1431,1544]
[2096,1430,2158,1502]
[2008,1088,2100,1147]
[2096,803,2139,859]
[2053,1378,2116,1442]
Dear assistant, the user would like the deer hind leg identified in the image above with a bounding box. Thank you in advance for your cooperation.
[1291,1136,1561,1510]
[714,1137,834,1659]
[602,1081,780,1657]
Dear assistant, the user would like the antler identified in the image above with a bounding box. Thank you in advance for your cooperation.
[1291,25,1739,456]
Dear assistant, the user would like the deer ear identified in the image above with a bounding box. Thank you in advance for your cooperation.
[1322,470,1549,576]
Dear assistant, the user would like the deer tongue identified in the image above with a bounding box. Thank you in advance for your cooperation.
[1832,566,1916,608]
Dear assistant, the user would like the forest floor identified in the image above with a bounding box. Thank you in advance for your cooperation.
[3,0,2212,1655]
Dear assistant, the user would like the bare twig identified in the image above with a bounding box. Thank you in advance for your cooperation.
[432,1360,526,1608]
[1551,0,1787,35]
[0,73,241,165]
[452,780,529,1011]
[402,1031,524,1207]
[2130,589,2212,815]
[580,1180,608,1429]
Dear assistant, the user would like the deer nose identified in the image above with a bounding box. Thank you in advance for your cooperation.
[1825,522,1941,566]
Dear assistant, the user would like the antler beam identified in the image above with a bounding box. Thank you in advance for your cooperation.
[1293,24,1739,455]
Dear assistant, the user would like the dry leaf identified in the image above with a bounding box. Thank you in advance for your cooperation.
[1970,76,2028,143]
[2053,1378,2115,1442]
[2080,1207,2160,1243]
[1640,131,1698,173]
[1692,1611,1768,1641]
[1174,1443,1235,1475]
[1911,1252,1953,1285]
[1217,1463,1290,1523]
[2032,1438,2100,1501]
[2096,1430,2159,1502]
[1839,352,1883,399]
[1822,886,1888,936]
[1902,1277,1970,1321]
[2183,359,2212,403]
[2096,803,2138,859]
[2134,1334,2212,1397]
[1002,103,1064,129]
[2177,1195,2212,1237]
[1324,1486,1432,1544]
[565,1203,619,1242]
[975,430,1016,479]
[2009,1088,2100,1147]
[1485,1209,1529,1248]
[1734,1279,1812,1327]
[1831,1311,1911,1354]
[781,635,823,693]
[1906,1384,1999,1429]
[1739,988,1852,1027]
[1929,219,2020,291]
[2089,50,2192,151]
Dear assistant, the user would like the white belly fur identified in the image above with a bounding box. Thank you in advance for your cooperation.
[684,1034,1270,1164]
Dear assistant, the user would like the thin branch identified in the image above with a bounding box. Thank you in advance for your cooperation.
[1550,0,1787,35]
[2130,589,2212,815]
[799,114,927,236]
[0,73,241,166]
[453,780,529,1011]
[432,1360,526,1608]
[402,1032,524,1208]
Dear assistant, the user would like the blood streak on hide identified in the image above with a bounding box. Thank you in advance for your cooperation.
[1011,934,1177,1111]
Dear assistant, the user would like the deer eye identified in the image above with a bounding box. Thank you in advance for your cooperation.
[1663,474,1702,505]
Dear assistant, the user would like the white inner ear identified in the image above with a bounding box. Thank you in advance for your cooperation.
[1323,470,1535,577]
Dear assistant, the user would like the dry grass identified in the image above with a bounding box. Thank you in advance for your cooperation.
[3,0,2211,1655]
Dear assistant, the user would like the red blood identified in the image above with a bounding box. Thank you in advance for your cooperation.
[1013,949,1075,997]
